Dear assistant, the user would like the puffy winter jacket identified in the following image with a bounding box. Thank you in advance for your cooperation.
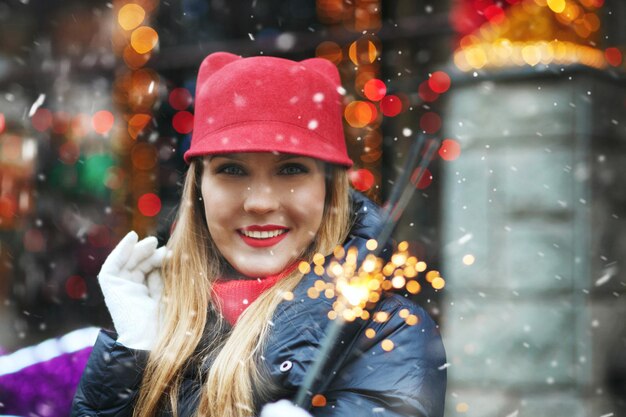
[71,192,447,417]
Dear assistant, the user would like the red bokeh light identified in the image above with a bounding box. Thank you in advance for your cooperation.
[173,111,194,134]
[349,169,375,192]
[412,167,433,190]
[66,275,87,300]
[420,112,442,133]
[59,141,80,165]
[0,113,5,134]
[169,88,193,111]
[32,108,53,132]
[605,47,623,67]
[439,139,462,161]
[52,112,71,134]
[138,193,162,217]
[484,5,505,24]
[363,79,387,101]
[380,95,402,117]
[92,110,115,135]
[428,71,451,94]
[418,81,440,102]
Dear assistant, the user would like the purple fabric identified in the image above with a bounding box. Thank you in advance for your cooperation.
[0,346,92,417]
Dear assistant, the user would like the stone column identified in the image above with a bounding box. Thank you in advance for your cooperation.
[441,67,626,417]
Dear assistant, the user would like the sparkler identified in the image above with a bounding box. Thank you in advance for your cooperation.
[293,133,442,409]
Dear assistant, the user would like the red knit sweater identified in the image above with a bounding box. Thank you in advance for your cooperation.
[211,263,297,325]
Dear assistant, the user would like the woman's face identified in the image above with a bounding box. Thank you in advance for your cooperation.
[201,152,326,278]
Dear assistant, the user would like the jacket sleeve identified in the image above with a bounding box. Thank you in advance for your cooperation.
[71,329,149,417]
[310,297,447,417]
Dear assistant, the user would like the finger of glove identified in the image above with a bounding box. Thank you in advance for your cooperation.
[133,245,167,276]
[147,269,164,300]
[100,231,139,275]
[125,236,159,271]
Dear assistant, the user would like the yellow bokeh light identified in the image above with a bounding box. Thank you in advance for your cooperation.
[381,339,394,351]
[298,261,311,274]
[328,310,337,320]
[333,245,345,259]
[374,311,389,323]
[366,239,378,251]
[314,265,325,276]
[282,291,294,301]
[398,308,409,318]
[405,314,419,326]
[547,0,566,13]
[365,328,376,339]
[463,254,475,266]
[130,26,159,54]
[118,4,146,31]
[313,253,325,265]
[432,277,446,290]
[398,241,409,252]
[456,403,470,413]
[416,261,427,272]
[406,280,421,294]
[425,270,440,283]
[348,40,378,65]
[307,287,320,299]
[391,275,406,289]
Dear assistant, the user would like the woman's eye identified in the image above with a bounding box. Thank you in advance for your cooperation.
[279,164,308,175]
[217,165,246,175]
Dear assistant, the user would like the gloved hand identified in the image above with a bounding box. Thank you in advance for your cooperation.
[259,400,313,417]
[98,231,167,350]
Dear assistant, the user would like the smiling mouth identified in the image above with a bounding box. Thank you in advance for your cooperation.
[239,229,288,239]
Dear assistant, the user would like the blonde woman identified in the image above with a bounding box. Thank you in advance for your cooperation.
[71,52,446,417]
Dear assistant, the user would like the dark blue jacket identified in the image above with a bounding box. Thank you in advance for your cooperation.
[71,192,447,417]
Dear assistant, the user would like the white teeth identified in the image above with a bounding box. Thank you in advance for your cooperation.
[241,229,287,239]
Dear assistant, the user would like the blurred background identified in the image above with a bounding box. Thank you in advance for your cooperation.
[1,0,625,416]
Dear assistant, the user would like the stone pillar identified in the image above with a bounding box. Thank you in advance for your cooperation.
[441,67,626,417]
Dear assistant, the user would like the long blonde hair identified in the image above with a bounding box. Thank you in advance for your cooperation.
[133,157,352,417]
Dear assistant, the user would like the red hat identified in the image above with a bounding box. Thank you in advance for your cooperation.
[183,52,353,167]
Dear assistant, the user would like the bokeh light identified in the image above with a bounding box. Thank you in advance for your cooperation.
[0,113,5,133]
[169,88,193,110]
[59,141,80,165]
[428,71,451,94]
[381,339,394,351]
[363,79,386,101]
[420,112,442,133]
[439,139,461,161]
[138,193,161,217]
[344,101,374,128]
[605,47,622,67]
[66,275,87,300]
[32,108,53,132]
[547,0,566,13]
[311,394,327,407]
[123,45,151,69]
[52,112,70,134]
[315,41,343,65]
[92,110,115,135]
[412,167,433,190]
[349,169,375,192]
[118,4,146,31]
[130,26,158,54]
[418,81,439,102]
[463,254,475,265]
[380,95,402,117]
[131,142,157,170]
[348,39,378,65]
[172,111,194,134]
[128,113,151,139]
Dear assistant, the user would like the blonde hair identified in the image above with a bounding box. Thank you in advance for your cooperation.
[133,158,352,417]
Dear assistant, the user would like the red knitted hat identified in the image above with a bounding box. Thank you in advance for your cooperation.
[183,52,353,167]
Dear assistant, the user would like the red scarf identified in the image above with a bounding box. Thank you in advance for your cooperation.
[211,263,298,325]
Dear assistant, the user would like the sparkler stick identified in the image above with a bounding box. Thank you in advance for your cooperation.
[293,133,440,409]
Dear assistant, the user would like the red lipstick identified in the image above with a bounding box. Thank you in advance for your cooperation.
[238,225,289,248]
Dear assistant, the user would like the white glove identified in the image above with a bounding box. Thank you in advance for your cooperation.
[98,231,167,350]
[260,400,313,417]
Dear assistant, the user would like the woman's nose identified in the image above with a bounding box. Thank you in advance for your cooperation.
[243,185,280,214]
